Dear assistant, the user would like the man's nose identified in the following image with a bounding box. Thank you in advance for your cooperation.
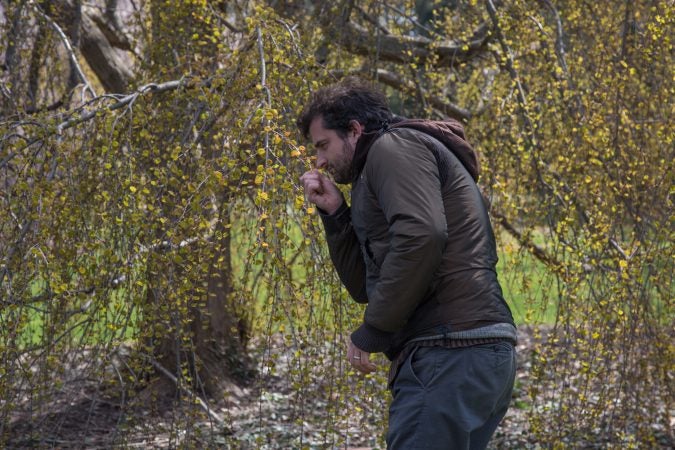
[316,154,327,169]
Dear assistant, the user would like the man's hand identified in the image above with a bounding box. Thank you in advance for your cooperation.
[347,339,377,374]
[300,169,344,215]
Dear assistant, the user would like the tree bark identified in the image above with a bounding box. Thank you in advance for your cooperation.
[145,201,253,398]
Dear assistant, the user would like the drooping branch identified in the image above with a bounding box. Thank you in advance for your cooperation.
[485,0,570,209]
[485,0,634,270]
[1,78,191,188]
[538,0,584,117]
[1,73,236,294]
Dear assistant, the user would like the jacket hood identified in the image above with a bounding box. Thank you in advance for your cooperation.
[352,117,480,182]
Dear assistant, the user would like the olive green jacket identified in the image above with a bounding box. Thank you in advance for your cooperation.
[321,122,514,359]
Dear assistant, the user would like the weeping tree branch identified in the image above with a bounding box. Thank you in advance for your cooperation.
[485,0,631,267]
[538,0,584,117]
[486,0,573,208]
[0,76,202,291]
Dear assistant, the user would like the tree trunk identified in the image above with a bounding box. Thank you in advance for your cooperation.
[53,0,253,395]
[143,195,253,400]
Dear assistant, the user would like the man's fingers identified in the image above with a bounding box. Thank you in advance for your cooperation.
[362,354,377,372]
[354,354,377,374]
[348,341,377,374]
[300,170,325,195]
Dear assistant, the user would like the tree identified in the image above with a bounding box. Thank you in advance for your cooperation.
[1,0,672,447]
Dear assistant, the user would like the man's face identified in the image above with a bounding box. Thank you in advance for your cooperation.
[309,116,359,184]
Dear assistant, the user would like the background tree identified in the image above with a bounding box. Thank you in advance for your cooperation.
[1,0,672,447]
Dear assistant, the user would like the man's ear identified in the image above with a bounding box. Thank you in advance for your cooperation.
[348,120,363,139]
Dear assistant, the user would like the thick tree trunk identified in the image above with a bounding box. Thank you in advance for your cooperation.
[60,0,252,395]
[191,211,254,393]
[79,5,133,93]
[144,198,253,399]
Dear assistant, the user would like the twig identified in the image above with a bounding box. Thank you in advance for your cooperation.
[256,26,271,195]
[609,239,628,260]
[382,3,438,37]
[146,355,224,424]
[491,211,558,269]
[208,2,243,33]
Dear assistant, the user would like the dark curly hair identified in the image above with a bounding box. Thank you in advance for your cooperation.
[297,77,393,139]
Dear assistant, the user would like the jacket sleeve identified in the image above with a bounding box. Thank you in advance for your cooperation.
[320,202,369,303]
[351,131,448,353]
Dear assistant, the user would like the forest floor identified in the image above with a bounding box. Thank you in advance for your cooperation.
[4,326,672,449]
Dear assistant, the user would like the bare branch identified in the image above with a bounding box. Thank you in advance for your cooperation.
[145,355,224,424]
[56,78,188,134]
[491,211,559,269]
[329,20,490,67]
[355,4,390,35]
[375,69,474,121]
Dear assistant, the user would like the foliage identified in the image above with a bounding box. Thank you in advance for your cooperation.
[1,0,672,447]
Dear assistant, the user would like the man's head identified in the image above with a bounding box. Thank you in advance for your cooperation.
[297,77,393,183]
[297,77,393,140]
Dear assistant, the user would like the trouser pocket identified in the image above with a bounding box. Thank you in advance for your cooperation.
[407,346,439,389]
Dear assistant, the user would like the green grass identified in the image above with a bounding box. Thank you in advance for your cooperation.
[10,218,559,351]
[496,230,558,325]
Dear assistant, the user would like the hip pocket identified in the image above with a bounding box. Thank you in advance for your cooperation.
[474,341,514,370]
[407,346,439,389]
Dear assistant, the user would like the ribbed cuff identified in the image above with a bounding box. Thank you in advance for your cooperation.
[350,322,394,354]
[319,201,350,235]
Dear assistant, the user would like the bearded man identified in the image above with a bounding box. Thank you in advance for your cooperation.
[299,77,517,449]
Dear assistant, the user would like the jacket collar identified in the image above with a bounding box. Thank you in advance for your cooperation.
[350,127,386,182]
[349,117,480,183]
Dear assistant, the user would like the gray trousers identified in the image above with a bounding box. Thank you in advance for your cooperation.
[387,342,516,450]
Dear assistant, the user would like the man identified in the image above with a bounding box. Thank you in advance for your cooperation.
[298,77,517,449]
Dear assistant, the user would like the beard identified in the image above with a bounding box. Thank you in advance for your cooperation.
[328,139,356,184]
